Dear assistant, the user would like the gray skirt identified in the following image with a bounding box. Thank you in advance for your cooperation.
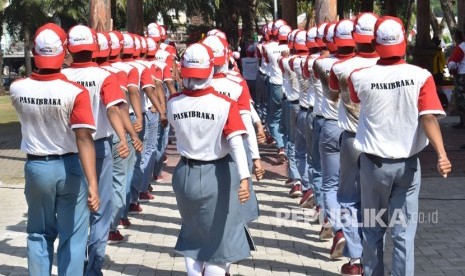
[172,154,251,264]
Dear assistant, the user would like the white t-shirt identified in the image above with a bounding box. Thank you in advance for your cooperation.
[303,53,321,113]
[211,73,252,115]
[125,60,156,112]
[241,57,259,81]
[349,60,446,158]
[329,54,379,133]
[110,60,140,114]
[314,54,339,120]
[264,41,289,85]
[279,55,299,101]
[10,73,95,155]
[167,86,247,161]
[291,54,311,108]
[62,62,126,140]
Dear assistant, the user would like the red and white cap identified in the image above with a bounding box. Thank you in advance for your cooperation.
[333,19,355,47]
[159,25,167,40]
[181,43,214,78]
[67,25,98,53]
[288,29,299,49]
[353,12,378,44]
[278,25,292,41]
[374,16,406,58]
[147,23,162,42]
[133,34,141,57]
[214,31,227,40]
[95,32,111,58]
[324,22,337,52]
[146,37,157,56]
[122,33,135,55]
[232,51,240,60]
[306,26,318,48]
[140,36,147,54]
[315,22,328,48]
[109,31,124,56]
[33,23,67,69]
[201,35,228,66]
[207,29,220,36]
[294,30,307,51]
[272,19,288,36]
[266,22,274,35]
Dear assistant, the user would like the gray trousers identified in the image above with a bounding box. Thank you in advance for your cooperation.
[360,153,421,276]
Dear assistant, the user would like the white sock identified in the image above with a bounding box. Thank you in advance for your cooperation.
[204,262,230,276]
[185,257,203,276]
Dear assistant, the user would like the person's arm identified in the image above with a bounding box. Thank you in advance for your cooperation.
[228,135,251,203]
[165,80,177,95]
[421,114,451,177]
[74,128,100,212]
[241,112,265,181]
[107,106,129,158]
[118,102,143,153]
[328,68,340,102]
[154,80,168,127]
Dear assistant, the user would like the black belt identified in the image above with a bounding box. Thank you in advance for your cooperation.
[282,95,288,101]
[315,114,324,119]
[27,152,76,161]
[289,99,299,104]
[181,156,217,166]
[300,105,308,111]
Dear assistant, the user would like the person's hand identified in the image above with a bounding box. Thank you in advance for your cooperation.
[238,179,250,203]
[87,185,100,212]
[116,142,130,159]
[253,159,265,181]
[438,154,452,178]
[160,114,168,128]
[131,136,143,153]
[255,123,266,144]
[133,119,143,133]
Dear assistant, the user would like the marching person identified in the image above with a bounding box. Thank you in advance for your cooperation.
[167,43,251,276]
[10,23,99,275]
[62,25,129,275]
[349,16,451,275]
[328,14,379,275]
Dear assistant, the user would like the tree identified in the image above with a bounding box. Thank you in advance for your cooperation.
[282,0,297,28]
[127,0,143,34]
[4,0,50,76]
[0,0,7,95]
[439,0,457,34]
[314,0,337,24]
[90,0,111,31]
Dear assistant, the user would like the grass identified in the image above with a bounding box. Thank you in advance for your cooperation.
[0,95,19,124]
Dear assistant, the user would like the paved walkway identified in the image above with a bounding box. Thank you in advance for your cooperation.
[0,117,465,275]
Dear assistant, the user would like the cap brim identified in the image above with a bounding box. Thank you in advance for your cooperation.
[315,38,325,48]
[326,42,337,52]
[353,33,374,44]
[213,56,226,66]
[181,67,213,78]
[97,49,111,58]
[110,48,121,56]
[375,41,406,58]
[123,48,134,55]
[68,44,98,53]
[294,44,307,51]
[278,35,288,41]
[34,54,65,69]
[306,41,319,48]
[147,49,156,56]
[334,38,355,47]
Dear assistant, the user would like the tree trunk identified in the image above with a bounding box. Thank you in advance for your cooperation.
[384,0,397,16]
[239,0,257,46]
[24,28,32,77]
[219,1,240,49]
[360,0,374,12]
[404,0,415,35]
[459,0,464,35]
[439,0,457,34]
[0,12,4,95]
[430,9,446,40]
[282,0,297,28]
[90,0,112,31]
[127,0,144,35]
[412,0,435,71]
[314,0,337,24]
[337,0,344,20]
